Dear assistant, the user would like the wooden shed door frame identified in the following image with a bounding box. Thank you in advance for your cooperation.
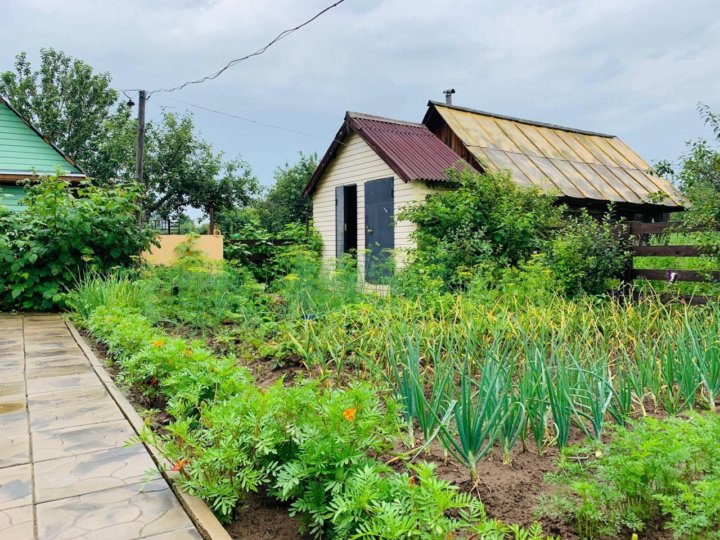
[335,184,357,258]
[364,177,394,283]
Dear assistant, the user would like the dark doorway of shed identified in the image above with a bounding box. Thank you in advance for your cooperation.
[364,177,394,284]
[335,185,357,258]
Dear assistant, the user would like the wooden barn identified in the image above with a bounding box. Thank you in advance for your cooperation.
[306,102,683,283]
[0,95,85,212]
[423,100,683,221]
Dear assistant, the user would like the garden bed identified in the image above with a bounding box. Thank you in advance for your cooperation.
[67,260,720,539]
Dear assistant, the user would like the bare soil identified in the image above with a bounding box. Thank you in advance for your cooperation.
[226,492,306,540]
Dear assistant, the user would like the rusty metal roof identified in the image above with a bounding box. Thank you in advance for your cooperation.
[303,112,466,196]
[424,101,683,207]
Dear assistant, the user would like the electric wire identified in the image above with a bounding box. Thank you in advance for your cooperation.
[148,0,345,96]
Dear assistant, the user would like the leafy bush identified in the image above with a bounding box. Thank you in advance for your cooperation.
[398,168,563,290]
[539,413,720,539]
[224,219,322,282]
[0,176,156,310]
[547,210,630,296]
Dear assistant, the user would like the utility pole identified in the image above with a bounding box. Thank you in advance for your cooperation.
[135,90,147,184]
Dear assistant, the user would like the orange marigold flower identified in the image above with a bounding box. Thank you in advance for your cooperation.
[342,407,357,422]
[408,476,416,487]
[171,458,188,472]
[152,339,165,348]
[183,348,193,357]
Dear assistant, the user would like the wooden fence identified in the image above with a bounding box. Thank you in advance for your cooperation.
[624,221,718,305]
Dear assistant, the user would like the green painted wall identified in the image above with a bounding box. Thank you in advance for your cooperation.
[0,185,25,212]
[0,101,82,175]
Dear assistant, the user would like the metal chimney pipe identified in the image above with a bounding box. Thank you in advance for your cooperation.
[443,88,455,105]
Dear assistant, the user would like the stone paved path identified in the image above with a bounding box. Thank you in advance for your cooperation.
[0,314,202,540]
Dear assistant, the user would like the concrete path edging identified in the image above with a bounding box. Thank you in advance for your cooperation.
[66,320,232,540]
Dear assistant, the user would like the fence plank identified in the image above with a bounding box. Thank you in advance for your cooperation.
[632,245,702,257]
[628,222,678,235]
[632,269,720,282]
[628,221,720,236]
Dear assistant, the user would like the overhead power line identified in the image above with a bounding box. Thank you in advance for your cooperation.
[149,0,345,96]
[151,94,349,148]
[151,94,323,138]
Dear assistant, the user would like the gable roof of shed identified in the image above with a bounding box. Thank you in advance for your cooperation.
[423,101,683,208]
[0,95,85,181]
[302,111,466,197]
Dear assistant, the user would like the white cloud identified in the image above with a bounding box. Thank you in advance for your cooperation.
[3,0,719,181]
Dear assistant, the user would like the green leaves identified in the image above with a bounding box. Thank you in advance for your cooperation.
[398,168,563,291]
[0,176,155,310]
[1,48,117,174]
[541,414,720,539]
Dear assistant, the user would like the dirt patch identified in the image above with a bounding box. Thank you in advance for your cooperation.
[226,492,307,540]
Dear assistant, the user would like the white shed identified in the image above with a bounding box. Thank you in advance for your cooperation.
[302,112,466,283]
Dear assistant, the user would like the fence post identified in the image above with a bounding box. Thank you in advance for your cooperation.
[620,221,635,298]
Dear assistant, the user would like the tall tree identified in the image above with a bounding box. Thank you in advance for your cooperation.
[142,112,259,220]
[655,103,720,227]
[1,49,260,223]
[0,48,118,174]
[257,152,317,232]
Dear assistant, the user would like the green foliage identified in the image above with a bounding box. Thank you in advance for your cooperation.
[0,48,118,175]
[399,168,563,290]
[74,253,720,540]
[101,110,260,220]
[540,414,720,539]
[143,112,259,219]
[224,220,322,282]
[0,176,155,310]
[66,271,149,323]
[547,210,630,296]
[255,152,317,232]
[654,104,720,265]
[79,271,555,539]
[329,461,487,539]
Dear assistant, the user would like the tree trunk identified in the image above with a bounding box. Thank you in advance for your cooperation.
[208,207,215,235]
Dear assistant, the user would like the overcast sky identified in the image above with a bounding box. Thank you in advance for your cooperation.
[3,0,719,187]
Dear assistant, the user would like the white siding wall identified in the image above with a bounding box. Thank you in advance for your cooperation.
[312,132,444,277]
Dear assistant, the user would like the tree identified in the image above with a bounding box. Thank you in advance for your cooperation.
[257,152,317,232]
[654,103,720,226]
[0,48,118,175]
[2,49,260,224]
[89,108,260,222]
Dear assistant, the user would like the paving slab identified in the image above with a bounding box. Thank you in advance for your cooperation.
[0,314,205,539]
[36,479,195,540]
[0,504,34,538]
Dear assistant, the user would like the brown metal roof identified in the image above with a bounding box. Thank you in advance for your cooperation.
[424,101,683,207]
[302,112,466,197]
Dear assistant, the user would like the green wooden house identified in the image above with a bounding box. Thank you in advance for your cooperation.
[0,95,85,212]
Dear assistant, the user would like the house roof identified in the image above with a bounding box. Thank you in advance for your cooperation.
[302,111,466,197]
[0,95,85,182]
[423,101,683,208]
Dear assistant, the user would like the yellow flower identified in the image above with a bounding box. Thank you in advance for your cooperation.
[152,339,165,348]
[183,348,193,357]
[342,407,357,422]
